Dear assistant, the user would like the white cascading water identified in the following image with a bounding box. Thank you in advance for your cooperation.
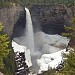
[25,8,35,55]
[25,8,40,72]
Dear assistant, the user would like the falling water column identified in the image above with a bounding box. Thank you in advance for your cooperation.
[25,8,35,55]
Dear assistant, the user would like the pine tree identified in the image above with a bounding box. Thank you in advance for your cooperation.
[62,17,75,49]
[0,22,15,75]
[59,18,75,75]
[58,49,75,75]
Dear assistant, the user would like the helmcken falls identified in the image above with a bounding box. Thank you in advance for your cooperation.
[0,0,75,75]
[12,7,70,74]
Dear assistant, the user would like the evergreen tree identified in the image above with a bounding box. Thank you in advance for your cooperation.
[59,18,75,75]
[0,22,10,69]
[59,49,75,75]
[0,22,15,75]
[62,17,75,49]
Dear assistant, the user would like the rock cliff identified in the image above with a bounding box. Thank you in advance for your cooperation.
[30,4,72,34]
[0,3,25,37]
[0,4,74,37]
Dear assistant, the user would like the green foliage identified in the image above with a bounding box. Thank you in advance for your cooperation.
[21,0,75,7]
[59,49,75,75]
[3,49,15,75]
[71,17,75,25]
[0,0,75,7]
[60,18,75,75]
[0,22,15,75]
[42,68,64,75]
[62,26,75,40]
[42,69,57,75]
[61,18,75,75]
[59,17,75,75]
[62,18,75,49]
[0,1,11,7]
[0,22,10,69]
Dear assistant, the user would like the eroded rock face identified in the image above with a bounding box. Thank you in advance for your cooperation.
[29,4,71,34]
[0,4,74,37]
[0,4,25,37]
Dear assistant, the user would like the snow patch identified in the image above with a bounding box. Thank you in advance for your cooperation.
[37,49,68,73]
[12,40,32,67]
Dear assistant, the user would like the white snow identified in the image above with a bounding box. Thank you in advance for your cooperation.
[12,40,32,67]
[18,67,24,70]
[12,40,25,52]
[37,49,68,73]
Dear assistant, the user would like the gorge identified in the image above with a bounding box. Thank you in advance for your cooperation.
[12,7,69,74]
[0,1,75,75]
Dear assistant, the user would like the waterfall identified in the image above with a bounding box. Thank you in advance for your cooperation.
[25,8,40,72]
[25,8,35,55]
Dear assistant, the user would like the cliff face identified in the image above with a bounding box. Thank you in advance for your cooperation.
[0,4,25,37]
[30,4,73,34]
[0,4,74,37]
